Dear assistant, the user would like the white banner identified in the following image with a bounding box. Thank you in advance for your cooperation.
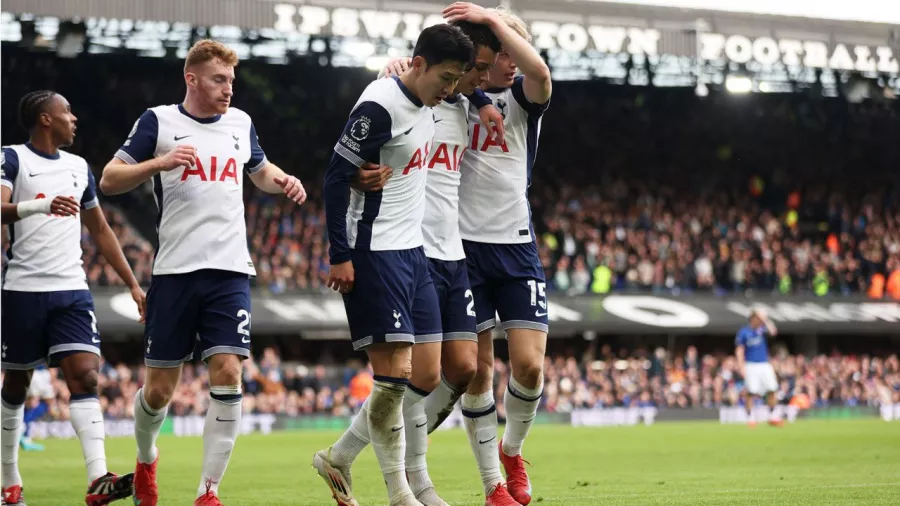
[718,405,799,424]
[571,407,658,427]
[27,414,277,440]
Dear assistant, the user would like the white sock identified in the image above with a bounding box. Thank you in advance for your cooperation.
[369,377,412,500]
[502,375,542,457]
[462,391,504,496]
[769,405,782,421]
[69,396,108,483]
[198,386,242,497]
[403,386,431,495]
[331,398,371,467]
[1,398,24,489]
[424,375,462,433]
[134,388,167,465]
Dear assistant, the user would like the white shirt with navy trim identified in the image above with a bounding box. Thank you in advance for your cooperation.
[459,76,549,244]
[423,95,469,262]
[1,144,98,292]
[115,104,266,276]
[325,77,434,264]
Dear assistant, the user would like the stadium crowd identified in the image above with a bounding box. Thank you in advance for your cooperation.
[3,49,899,298]
[14,346,900,422]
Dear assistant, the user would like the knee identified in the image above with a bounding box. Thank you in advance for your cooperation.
[143,380,176,409]
[208,354,243,387]
[511,359,544,391]
[413,370,440,393]
[1,371,32,405]
[443,353,477,390]
[69,368,100,395]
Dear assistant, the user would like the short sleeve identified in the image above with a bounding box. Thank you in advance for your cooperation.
[510,76,550,117]
[115,110,159,165]
[245,122,267,174]
[735,329,746,347]
[333,101,393,167]
[81,164,99,209]
[1,147,19,190]
[467,88,492,109]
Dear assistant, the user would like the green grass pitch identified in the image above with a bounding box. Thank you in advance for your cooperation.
[19,419,900,505]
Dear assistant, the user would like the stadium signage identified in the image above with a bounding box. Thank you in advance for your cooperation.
[272,4,899,73]
[97,290,900,336]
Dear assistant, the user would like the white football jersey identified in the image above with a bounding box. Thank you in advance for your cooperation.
[115,104,266,276]
[459,76,549,244]
[422,95,469,261]
[326,77,434,264]
[1,144,98,292]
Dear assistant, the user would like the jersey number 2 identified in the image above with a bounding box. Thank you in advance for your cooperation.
[464,289,476,317]
[237,309,251,343]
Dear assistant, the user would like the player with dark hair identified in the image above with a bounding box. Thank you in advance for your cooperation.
[1,90,146,505]
[314,24,475,506]
[736,309,784,426]
[442,4,553,505]
[101,39,307,506]
[350,19,520,506]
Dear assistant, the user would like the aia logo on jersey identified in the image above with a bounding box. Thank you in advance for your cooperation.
[34,193,76,218]
[402,142,432,175]
[470,124,509,153]
[427,143,466,172]
[181,156,239,184]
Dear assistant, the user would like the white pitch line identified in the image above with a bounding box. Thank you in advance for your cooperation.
[537,481,900,500]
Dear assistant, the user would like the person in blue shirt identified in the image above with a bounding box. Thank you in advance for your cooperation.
[735,309,783,426]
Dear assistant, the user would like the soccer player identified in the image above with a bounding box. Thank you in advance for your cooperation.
[443,4,553,505]
[1,90,146,506]
[735,309,783,426]
[313,24,474,506]
[20,365,55,452]
[352,23,521,506]
[99,40,307,506]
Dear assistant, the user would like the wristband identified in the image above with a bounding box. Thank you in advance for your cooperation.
[16,198,53,218]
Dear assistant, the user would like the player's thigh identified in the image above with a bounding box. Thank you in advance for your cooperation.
[436,259,478,384]
[410,253,443,388]
[436,259,477,342]
[27,368,55,400]
[344,250,418,351]
[0,290,50,370]
[196,270,253,363]
[762,364,779,392]
[494,277,549,335]
[745,364,765,395]
[44,290,101,367]
[462,241,498,334]
[144,273,201,367]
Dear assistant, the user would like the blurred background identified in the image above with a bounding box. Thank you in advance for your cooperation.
[1,0,898,435]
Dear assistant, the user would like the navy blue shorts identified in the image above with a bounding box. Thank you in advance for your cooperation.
[144,269,251,367]
[462,240,549,334]
[1,289,100,370]
[343,248,442,350]
[428,258,476,341]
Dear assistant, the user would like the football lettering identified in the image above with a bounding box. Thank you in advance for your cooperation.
[181,156,239,184]
[428,143,466,172]
[402,142,431,175]
[471,124,509,153]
